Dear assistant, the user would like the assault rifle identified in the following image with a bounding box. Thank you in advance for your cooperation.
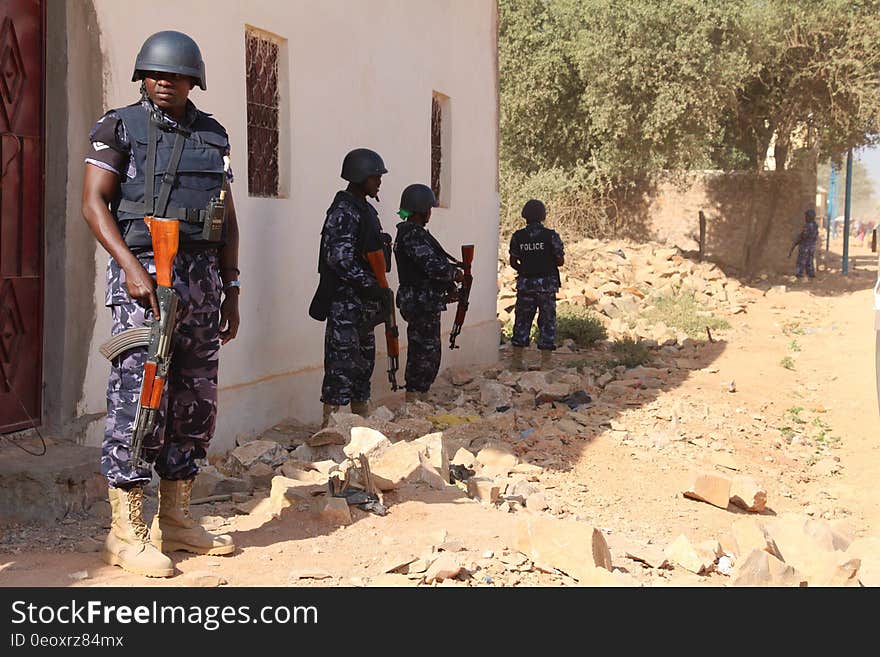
[449,244,474,350]
[365,249,400,391]
[129,217,179,469]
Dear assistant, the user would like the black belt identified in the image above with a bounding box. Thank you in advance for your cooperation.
[117,199,208,224]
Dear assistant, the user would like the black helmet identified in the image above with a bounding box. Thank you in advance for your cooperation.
[522,199,546,223]
[399,183,438,215]
[132,31,207,90]
[341,148,388,183]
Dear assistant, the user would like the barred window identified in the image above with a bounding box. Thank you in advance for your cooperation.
[245,28,282,197]
[431,91,451,207]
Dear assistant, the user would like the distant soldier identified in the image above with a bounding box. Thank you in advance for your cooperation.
[508,199,564,371]
[791,208,819,279]
[393,184,463,401]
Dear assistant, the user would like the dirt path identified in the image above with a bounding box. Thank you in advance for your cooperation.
[1,241,877,588]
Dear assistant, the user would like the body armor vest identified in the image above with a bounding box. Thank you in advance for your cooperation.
[112,103,229,252]
[394,221,455,287]
[513,224,559,280]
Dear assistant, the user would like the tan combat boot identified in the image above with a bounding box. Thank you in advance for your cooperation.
[150,479,235,556]
[405,390,426,403]
[540,349,553,370]
[350,400,370,417]
[103,486,174,578]
[321,402,339,429]
[510,346,525,371]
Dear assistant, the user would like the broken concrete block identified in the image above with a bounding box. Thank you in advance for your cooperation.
[803,517,851,552]
[467,477,500,504]
[514,517,612,583]
[732,549,807,587]
[306,427,348,447]
[319,496,352,525]
[683,472,732,509]
[246,461,275,489]
[730,517,780,560]
[424,553,463,583]
[664,534,715,575]
[369,441,428,491]
[228,440,287,475]
[413,432,450,483]
[516,371,549,394]
[525,492,548,511]
[267,476,324,517]
[451,447,476,469]
[343,426,392,459]
[476,443,519,477]
[729,476,767,512]
[369,406,396,423]
[845,537,880,587]
[279,461,325,483]
[480,381,513,409]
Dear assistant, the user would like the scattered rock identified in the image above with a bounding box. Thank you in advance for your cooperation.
[683,472,732,509]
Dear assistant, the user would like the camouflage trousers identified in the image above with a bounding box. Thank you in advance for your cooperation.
[512,290,557,350]
[400,307,441,393]
[103,250,222,488]
[321,294,377,406]
[795,245,816,277]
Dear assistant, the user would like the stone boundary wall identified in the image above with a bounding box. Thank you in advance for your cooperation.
[621,169,817,275]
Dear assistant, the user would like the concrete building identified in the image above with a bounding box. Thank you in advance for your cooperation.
[2,0,500,454]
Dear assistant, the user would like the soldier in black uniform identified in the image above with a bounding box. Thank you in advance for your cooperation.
[82,31,238,577]
[393,184,463,401]
[311,148,391,428]
[508,199,565,370]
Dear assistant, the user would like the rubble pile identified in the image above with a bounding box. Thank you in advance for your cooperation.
[498,238,757,343]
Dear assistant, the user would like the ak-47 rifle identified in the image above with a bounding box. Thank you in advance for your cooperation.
[128,216,180,469]
[365,249,400,391]
[449,244,474,350]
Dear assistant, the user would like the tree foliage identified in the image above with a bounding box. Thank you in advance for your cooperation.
[499,0,880,212]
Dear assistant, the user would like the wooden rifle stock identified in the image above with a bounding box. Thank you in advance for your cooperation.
[450,244,474,349]
[365,249,400,390]
[129,216,180,469]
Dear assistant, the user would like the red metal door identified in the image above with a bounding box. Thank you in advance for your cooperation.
[0,0,43,432]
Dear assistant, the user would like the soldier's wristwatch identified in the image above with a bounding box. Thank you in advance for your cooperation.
[224,280,241,294]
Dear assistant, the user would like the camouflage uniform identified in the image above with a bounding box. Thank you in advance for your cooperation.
[394,221,459,393]
[103,252,221,486]
[87,97,232,488]
[319,192,386,406]
[795,220,819,278]
[509,223,564,351]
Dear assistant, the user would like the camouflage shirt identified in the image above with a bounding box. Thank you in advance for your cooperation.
[321,191,384,299]
[394,220,459,314]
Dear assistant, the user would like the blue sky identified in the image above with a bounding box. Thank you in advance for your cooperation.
[855,146,880,190]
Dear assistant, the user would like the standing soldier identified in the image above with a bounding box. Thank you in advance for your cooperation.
[393,184,463,401]
[316,148,391,428]
[81,31,239,577]
[791,208,819,279]
[509,199,565,371]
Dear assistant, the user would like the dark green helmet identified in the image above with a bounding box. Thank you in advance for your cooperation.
[522,199,546,223]
[132,31,207,90]
[399,183,438,216]
[341,148,388,183]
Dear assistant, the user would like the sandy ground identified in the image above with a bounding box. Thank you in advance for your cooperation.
[1,237,877,588]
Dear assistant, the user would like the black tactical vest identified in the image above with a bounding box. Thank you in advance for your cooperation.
[394,221,457,287]
[112,103,229,253]
[317,191,389,280]
[513,224,559,279]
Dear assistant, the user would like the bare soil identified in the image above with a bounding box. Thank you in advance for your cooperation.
[1,238,877,588]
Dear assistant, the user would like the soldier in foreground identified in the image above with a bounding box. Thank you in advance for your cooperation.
[81,31,239,577]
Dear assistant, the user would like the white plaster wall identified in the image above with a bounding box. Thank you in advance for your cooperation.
[78,0,500,451]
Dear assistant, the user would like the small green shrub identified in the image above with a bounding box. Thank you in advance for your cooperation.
[780,356,796,370]
[556,304,607,347]
[642,293,730,339]
[609,336,652,368]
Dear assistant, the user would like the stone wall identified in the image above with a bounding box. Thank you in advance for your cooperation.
[619,169,817,275]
